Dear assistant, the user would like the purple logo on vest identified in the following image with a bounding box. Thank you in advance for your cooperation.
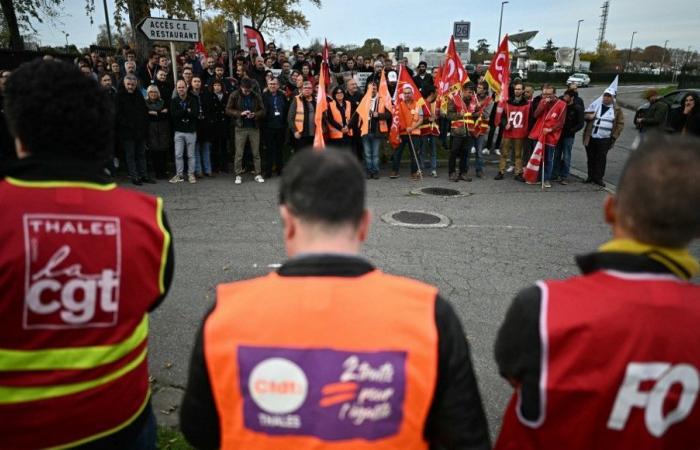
[238,345,406,441]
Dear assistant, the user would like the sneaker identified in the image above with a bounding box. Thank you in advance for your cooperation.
[494,172,504,180]
[449,173,459,182]
[431,170,437,178]
[514,174,525,182]
[458,174,473,182]
[389,171,399,179]
[254,175,265,183]
[559,178,569,185]
[476,170,483,178]
[506,165,514,173]
[131,178,143,186]
[411,172,419,181]
[544,181,552,188]
[234,176,242,184]
[494,148,501,156]
[526,181,538,185]
[188,174,197,184]
[195,172,203,178]
[470,147,476,154]
[481,148,490,155]
[169,175,184,183]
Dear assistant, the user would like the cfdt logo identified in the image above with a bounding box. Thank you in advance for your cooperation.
[23,214,122,329]
[248,357,309,414]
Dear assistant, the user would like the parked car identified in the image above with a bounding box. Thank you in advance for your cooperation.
[549,67,567,73]
[566,73,591,87]
[633,88,700,130]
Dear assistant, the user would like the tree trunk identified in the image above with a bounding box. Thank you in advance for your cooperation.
[126,0,151,63]
[0,0,24,50]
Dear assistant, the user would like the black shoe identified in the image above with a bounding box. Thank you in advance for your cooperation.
[594,180,606,187]
[366,173,372,180]
[476,170,483,178]
[584,178,592,183]
[131,178,143,186]
[494,172,504,180]
[514,174,525,182]
[141,177,156,184]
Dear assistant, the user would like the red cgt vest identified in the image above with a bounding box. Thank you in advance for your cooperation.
[496,271,700,450]
[205,270,439,450]
[0,177,170,449]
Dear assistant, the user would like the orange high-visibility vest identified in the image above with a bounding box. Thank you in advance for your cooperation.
[418,101,440,136]
[328,100,353,139]
[398,101,421,136]
[204,270,439,450]
[294,95,306,134]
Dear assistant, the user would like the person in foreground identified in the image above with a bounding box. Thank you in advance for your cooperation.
[180,149,491,450]
[494,134,700,450]
[0,59,173,449]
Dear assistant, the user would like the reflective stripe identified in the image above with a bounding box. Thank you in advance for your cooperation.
[156,197,171,295]
[0,346,148,404]
[0,315,148,371]
[49,389,151,450]
[4,178,117,191]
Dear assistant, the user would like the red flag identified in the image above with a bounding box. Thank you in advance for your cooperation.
[313,61,329,150]
[322,39,331,88]
[523,137,545,183]
[389,65,426,148]
[243,26,266,57]
[438,36,469,114]
[485,35,511,124]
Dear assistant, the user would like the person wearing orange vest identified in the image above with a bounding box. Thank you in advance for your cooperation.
[287,80,317,152]
[495,135,700,450]
[0,60,173,449]
[326,86,353,148]
[469,81,493,179]
[447,82,477,182]
[390,85,423,180]
[180,150,491,450]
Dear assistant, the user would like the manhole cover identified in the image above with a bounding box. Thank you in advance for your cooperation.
[381,210,451,228]
[410,186,471,198]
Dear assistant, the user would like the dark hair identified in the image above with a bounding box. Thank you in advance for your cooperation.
[418,61,427,67]
[279,150,366,227]
[332,86,344,97]
[240,78,253,89]
[478,80,489,92]
[681,92,699,116]
[563,89,576,98]
[463,82,475,91]
[616,134,700,248]
[4,60,113,161]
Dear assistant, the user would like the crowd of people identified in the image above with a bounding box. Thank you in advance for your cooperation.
[1,41,699,186]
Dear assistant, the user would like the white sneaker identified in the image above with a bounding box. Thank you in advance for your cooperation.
[494,148,501,155]
[188,174,197,184]
[169,175,183,183]
[234,176,242,184]
[254,175,265,183]
[470,146,476,154]
[431,170,437,178]
[481,148,490,155]
[506,165,514,173]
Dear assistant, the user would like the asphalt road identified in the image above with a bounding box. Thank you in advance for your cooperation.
[144,82,697,441]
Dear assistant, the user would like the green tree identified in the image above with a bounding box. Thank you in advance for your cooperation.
[94,24,133,48]
[202,15,227,49]
[0,0,86,50]
[206,0,321,34]
[356,38,384,58]
[475,38,489,55]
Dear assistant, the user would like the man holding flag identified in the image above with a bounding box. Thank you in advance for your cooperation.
[484,35,511,157]
[525,84,567,188]
[389,68,424,180]
[357,74,392,179]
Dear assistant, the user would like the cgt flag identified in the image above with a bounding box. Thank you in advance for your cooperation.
[485,35,511,124]
[244,26,266,56]
[523,137,545,184]
[389,65,426,148]
[438,36,469,114]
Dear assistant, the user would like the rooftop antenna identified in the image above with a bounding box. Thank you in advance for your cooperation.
[597,1,610,53]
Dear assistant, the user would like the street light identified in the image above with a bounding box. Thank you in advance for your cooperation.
[660,40,669,72]
[571,19,584,72]
[63,32,70,50]
[626,31,637,72]
[498,1,509,45]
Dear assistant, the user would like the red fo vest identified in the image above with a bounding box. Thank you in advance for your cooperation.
[503,101,531,139]
[528,99,567,145]
[204,270,439,450]
[496,271,700,450]
[0,177,170,449]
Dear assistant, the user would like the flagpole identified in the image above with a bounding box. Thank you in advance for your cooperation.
[407,134,423,180]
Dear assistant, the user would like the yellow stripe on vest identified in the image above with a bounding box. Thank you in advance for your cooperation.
[0,346,148,404]
[156,197,171,295]
[0,315,148,371]
[5,177,117,191]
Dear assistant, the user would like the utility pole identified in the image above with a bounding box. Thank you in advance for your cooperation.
[571,19,583,72]
[102,0,113,47]
[625,31,637,72]
[498,1,509,45]
[196,0,204,42]
[660,39,669,71]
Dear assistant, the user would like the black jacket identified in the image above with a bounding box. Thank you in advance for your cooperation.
[560,98,585,138]
[181,255,491,450]
[413,72,435,99]
[115,89,148,141]
[261,90,289,129]
[170,94,199,134]
[203,92,230,140]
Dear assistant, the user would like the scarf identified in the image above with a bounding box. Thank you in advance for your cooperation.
[146,98,164,112]
[599,239,700,280]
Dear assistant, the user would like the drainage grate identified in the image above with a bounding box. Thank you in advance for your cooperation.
[420,187,462,196]
[381,210,451,228]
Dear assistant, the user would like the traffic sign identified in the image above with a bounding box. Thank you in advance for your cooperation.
[453,21,471,40]
[138,17,200,43]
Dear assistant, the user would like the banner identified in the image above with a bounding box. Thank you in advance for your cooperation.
[244,26,266,56]
[356,72,371,90]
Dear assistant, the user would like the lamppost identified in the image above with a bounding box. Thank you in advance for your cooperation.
[660,39,669,71]
[626,31,637,72]
[63,32,70,51]
[571,19,583,72]
[498,1,509,45]
[102,0,113,48]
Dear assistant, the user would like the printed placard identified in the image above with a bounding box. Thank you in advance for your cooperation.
[238,346,406,441]
[23,214,122,329]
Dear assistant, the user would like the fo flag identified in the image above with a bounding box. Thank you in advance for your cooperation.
[523,137,545,183]
[485,35,511,124]
[244,26,266,56]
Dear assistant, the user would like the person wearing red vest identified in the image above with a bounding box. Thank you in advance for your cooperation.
[495,81,530,182]
[180,150,491,450]
[527,84,567,188]
[326,86,353,148]
[0,60,174,449]
[494,135,700,450]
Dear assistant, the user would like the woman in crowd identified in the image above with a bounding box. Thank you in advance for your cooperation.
[672,92,700,137]
[326,87,353,148]
[204,80,230,173]
[145,85,171,179]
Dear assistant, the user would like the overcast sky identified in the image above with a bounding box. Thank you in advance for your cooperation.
[31,0,698,55]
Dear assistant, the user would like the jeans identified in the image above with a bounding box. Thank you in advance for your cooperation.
[421,135,438,171]
[235,128,261,175]
[542,144,555,181]
[129,407,157,450]
[552,136,574,179]
[362,134,382,175]
[391,135,422,174]
[471,134,485,172]
[121,139,147,180]
[174,131,196,176]
[194,141,212,175]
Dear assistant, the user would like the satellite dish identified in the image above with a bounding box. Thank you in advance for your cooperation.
[508,31,538,49]
[556,47,580,66]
